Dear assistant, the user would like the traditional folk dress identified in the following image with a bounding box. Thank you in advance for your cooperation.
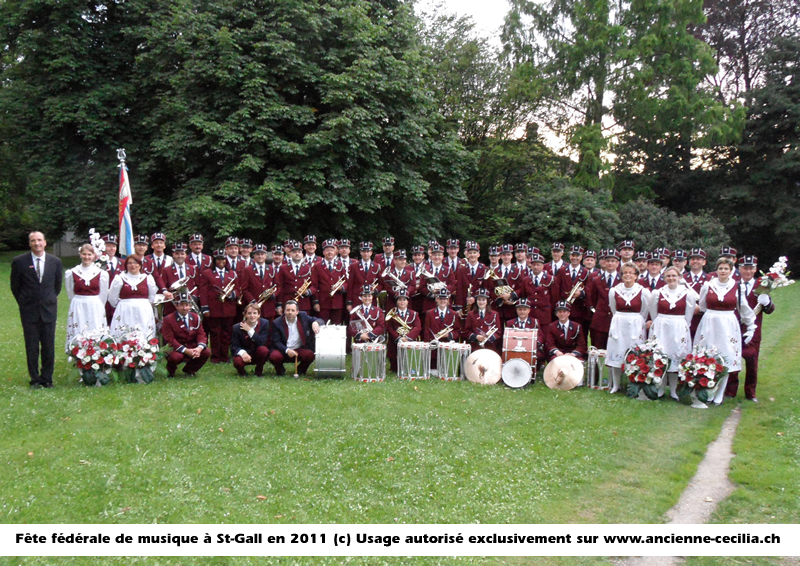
[648,285,695,371]
[65,264,109,351]
[108,272,158,339]
[605,283,650,369]
[695,278,756,373]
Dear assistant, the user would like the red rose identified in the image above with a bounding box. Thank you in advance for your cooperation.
[686,354,693,361]
[626,353,636,363]
[637,375,646,383]
[655,359,665,368]
[99,341,108,349]
[642,365,650,373]
[699,377,709,387]
[698,367,706,374]
[654,368,664,377]
[71,347,79,355]
[149,338,158,345]
[128,362,136,368]
[715,363,724,373]
[770,273,779,280]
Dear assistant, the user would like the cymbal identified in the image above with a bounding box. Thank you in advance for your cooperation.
[543,354,584,390]
[465,349,502,385]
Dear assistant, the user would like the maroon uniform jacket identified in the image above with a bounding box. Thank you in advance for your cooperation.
[161,262,199,317]
[517,271,556,329]
[738,279,775,346]
[348,305,385,342]
[424,307,459,342]
[312,258,347,311]
[374,253,395,270]
[141,254,171,292]
[277,261,317,312]
[161,311,207,352]
[387,308,422,344]
[225,257,247,277]
[199,267,239,318]
[187,252,212,271]
[380,265,417,311]
[420,263,457,313]
[684,270,711,295]
[543,260,565,278]
[554,264,591,319]
[243,262,281,319]
[462,309,501,352]
[587,271,620,333]
[545,320,587,360]
[640,273,666,291]
[454,262,487,309]
[104,257,125,322]
[348,260,383,305]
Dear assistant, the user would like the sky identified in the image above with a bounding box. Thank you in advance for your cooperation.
[415,0,510,43]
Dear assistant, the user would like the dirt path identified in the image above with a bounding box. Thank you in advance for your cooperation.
[614,406,742,566]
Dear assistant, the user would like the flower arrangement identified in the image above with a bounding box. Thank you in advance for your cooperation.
[677,345,728,404]
[87,228,110,270]
[67,329,118,386]
[754,256,794,314]
[115,328,161,384]
[623,338,669,400]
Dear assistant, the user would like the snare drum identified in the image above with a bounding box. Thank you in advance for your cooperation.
[398,341,431,380]
[314,325,347,377]
[503,328,537,365]
[352,343,387,382]
[436,342,471,381]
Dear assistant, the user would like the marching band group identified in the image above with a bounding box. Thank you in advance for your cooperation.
[63,232,774,403]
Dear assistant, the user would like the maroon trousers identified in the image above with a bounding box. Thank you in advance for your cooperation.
[233,346,271,376]
[269,348,315,375]
[166,348,210,376]
[207,316,234,363]
[318,308,345,326]
[589,329,609,350]
[725,342,761,400]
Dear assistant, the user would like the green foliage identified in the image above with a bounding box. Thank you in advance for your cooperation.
[616,198,730,256]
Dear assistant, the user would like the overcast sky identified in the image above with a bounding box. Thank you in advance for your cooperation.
[415,0,510,43]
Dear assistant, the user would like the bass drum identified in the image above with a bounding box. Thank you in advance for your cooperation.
[501,358,533,389]
[314,325,347,377]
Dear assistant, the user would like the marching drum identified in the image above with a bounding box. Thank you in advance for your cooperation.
[314,325,347,378]
[502,328,537,366]
[398,341,431,380]
[543,354,584,391]
[587,347,608,389]
[352,343,387,382]
[465,349,503,385]
[436,342,471,381]
[501,358,533,389]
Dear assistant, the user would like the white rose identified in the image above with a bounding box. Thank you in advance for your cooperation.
[707,380,715,388]
[82,356,91,363]
[92,354,100,361]
[91,363,100,370]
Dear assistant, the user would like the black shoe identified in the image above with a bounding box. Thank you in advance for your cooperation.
[30,384,43,390]
[43,383,54,388]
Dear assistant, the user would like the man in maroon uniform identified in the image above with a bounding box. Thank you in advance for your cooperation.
[162,242,198,317]
[633,250,648,274]
[161,292,210,377]
[618,239,635,264]
[582,250,600,275]
[141,232,172,296]
[386,289,422,373]
[445,239,464,274]
[554,245,591,342]
[348,241,382,309]
[462,289,501,353]
[505,299,546,368]
[238,238,254,269]
[312,239,347,324]
[374,236,396,270]
[303,235,321,266]
[545,301,587,361]
[641,253,666,291]
[420,242,456,319]
[586,249,620,349]
[277,241,316,314]
[409,245,427,315]
[199,249,240,363]
[102,234,124,325]
[454,240,486,317]
[671,249,688,275]
[231,302,270,376]
[243,244,281,320]
[348,285,386,343]
[725,255,775,402]
[224,237,245,275]
[685,247,710,338]
[381,250,417,312]
[187,233,212,272]
[271,245,285,270]
[517,252,554,331]
[544,242,566,277]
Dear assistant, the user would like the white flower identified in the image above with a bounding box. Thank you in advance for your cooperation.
[82,356,91,363]
[89,228,96,235]
[92,353,100,361]
[104,355,115,365]
[708,380,715,388]
[91,363,100,370]
[67,356,74,363]
[688,381,695,388]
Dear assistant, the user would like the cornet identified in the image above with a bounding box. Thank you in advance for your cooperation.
[256,285,278,308]
[219,279,237,301]
[330,275,347,297]
[478,325,499,347]
[565,281,584,304]
[293,278,312,302]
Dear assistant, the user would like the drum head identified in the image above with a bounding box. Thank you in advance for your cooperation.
[465,349,503,385]
[502,359,532,388]
[543,355,584,390]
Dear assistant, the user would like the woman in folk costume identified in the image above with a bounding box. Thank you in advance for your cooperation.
[108,255,158,339]
[65,244,110,351]
[605,262,651,393]
[695,257,756,406]
[648,266,695,400]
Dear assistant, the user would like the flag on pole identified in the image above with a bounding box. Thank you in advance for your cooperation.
[117,149,134,257]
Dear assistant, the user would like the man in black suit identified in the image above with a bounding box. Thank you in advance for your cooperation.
[10,231,63,388]
[268,300,322,376]
[231,302,271,376]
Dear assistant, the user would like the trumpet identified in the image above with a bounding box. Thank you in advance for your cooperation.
[430,323,454,346]
[330,275,347,297]
[293,278,312,302]
[256,285,278,308]
[385,307,412,337]
[566,280,584,304]
[381,265,407,290]
[478,325,499,347]
[219,279,237,301]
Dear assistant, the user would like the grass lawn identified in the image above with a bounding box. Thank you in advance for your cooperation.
[1,250,797,565]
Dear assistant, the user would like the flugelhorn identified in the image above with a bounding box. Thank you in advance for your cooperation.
[385,307,412,337]
[293,278,312,302]
[219,279,237,301]
[565,280,584,304]
[256,285,278,308]
[478,324,499,347]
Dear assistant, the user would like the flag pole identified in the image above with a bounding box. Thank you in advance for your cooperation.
[117,148,134,258]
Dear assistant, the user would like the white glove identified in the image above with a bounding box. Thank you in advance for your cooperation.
[757,294,770,307]
[743,328,755,345]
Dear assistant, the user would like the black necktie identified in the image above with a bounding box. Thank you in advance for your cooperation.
[571,269,577,281]
[36,258,42,282]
